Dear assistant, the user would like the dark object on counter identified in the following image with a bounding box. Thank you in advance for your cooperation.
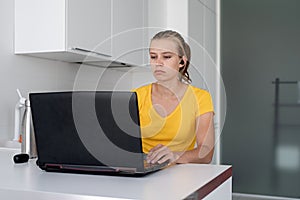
[13,153,29,164]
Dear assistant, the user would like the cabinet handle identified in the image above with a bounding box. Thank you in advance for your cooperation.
[71,47,111,57]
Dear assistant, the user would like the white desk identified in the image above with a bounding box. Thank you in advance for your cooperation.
[0,148,232,200]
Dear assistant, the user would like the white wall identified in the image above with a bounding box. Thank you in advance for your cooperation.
[0,0,73,141]
[144,0,220,109]
[0,0,124,143]
[188,0,222,164]
[134,0,221,164]
[1,0,220,156]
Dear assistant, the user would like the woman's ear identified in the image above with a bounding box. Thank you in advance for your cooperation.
[179,56,188,68]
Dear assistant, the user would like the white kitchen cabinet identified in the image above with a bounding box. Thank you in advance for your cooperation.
[112,0,146,67]
[14,0,120,66]
[15,0,149,67]
[67,0,111,58]
[14,0,148,67]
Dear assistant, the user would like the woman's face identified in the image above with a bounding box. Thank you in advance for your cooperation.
[149,39,182,82]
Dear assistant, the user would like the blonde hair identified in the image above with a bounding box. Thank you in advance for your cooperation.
[151,30,192,83]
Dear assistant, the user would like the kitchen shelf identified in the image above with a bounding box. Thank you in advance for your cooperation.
[272,78,300,134]
[271,78,300,186]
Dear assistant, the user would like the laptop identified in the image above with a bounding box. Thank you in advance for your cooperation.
[29,91,169,176]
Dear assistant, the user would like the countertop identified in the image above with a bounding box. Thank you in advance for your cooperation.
[0,148,232,200]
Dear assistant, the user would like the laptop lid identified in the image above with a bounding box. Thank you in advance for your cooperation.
[30,91,145,174]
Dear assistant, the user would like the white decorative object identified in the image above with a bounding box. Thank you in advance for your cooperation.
[14,89,26,142]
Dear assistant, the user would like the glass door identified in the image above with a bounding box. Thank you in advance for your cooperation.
[221,0,300,198]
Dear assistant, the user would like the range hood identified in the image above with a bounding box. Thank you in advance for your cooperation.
[17,47,132,68]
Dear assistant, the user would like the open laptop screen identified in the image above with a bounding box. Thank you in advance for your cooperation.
[30,91,144,173]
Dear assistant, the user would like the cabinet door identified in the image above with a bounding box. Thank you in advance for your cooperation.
[67,0,112,57]
[112,0,145,66]
[15,0,66,53]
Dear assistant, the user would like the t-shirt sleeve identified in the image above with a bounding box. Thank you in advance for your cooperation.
[195,89,214,116]
[131,85,150,112]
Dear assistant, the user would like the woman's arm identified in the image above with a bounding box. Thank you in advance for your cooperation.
[176,112,215,164]
[146,112,215,164]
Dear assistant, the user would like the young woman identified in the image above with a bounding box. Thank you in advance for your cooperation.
[134,30,215,165]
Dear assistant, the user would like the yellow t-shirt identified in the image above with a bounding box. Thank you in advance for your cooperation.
[133,84,214,153]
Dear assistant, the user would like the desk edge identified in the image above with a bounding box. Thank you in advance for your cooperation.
[195,166,232,199]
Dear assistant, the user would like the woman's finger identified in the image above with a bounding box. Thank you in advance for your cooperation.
[148,144,163,155]
[147,145,168,163]
[150,146,172,164]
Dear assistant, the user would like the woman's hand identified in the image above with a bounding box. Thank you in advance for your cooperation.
[146,144,180,164]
